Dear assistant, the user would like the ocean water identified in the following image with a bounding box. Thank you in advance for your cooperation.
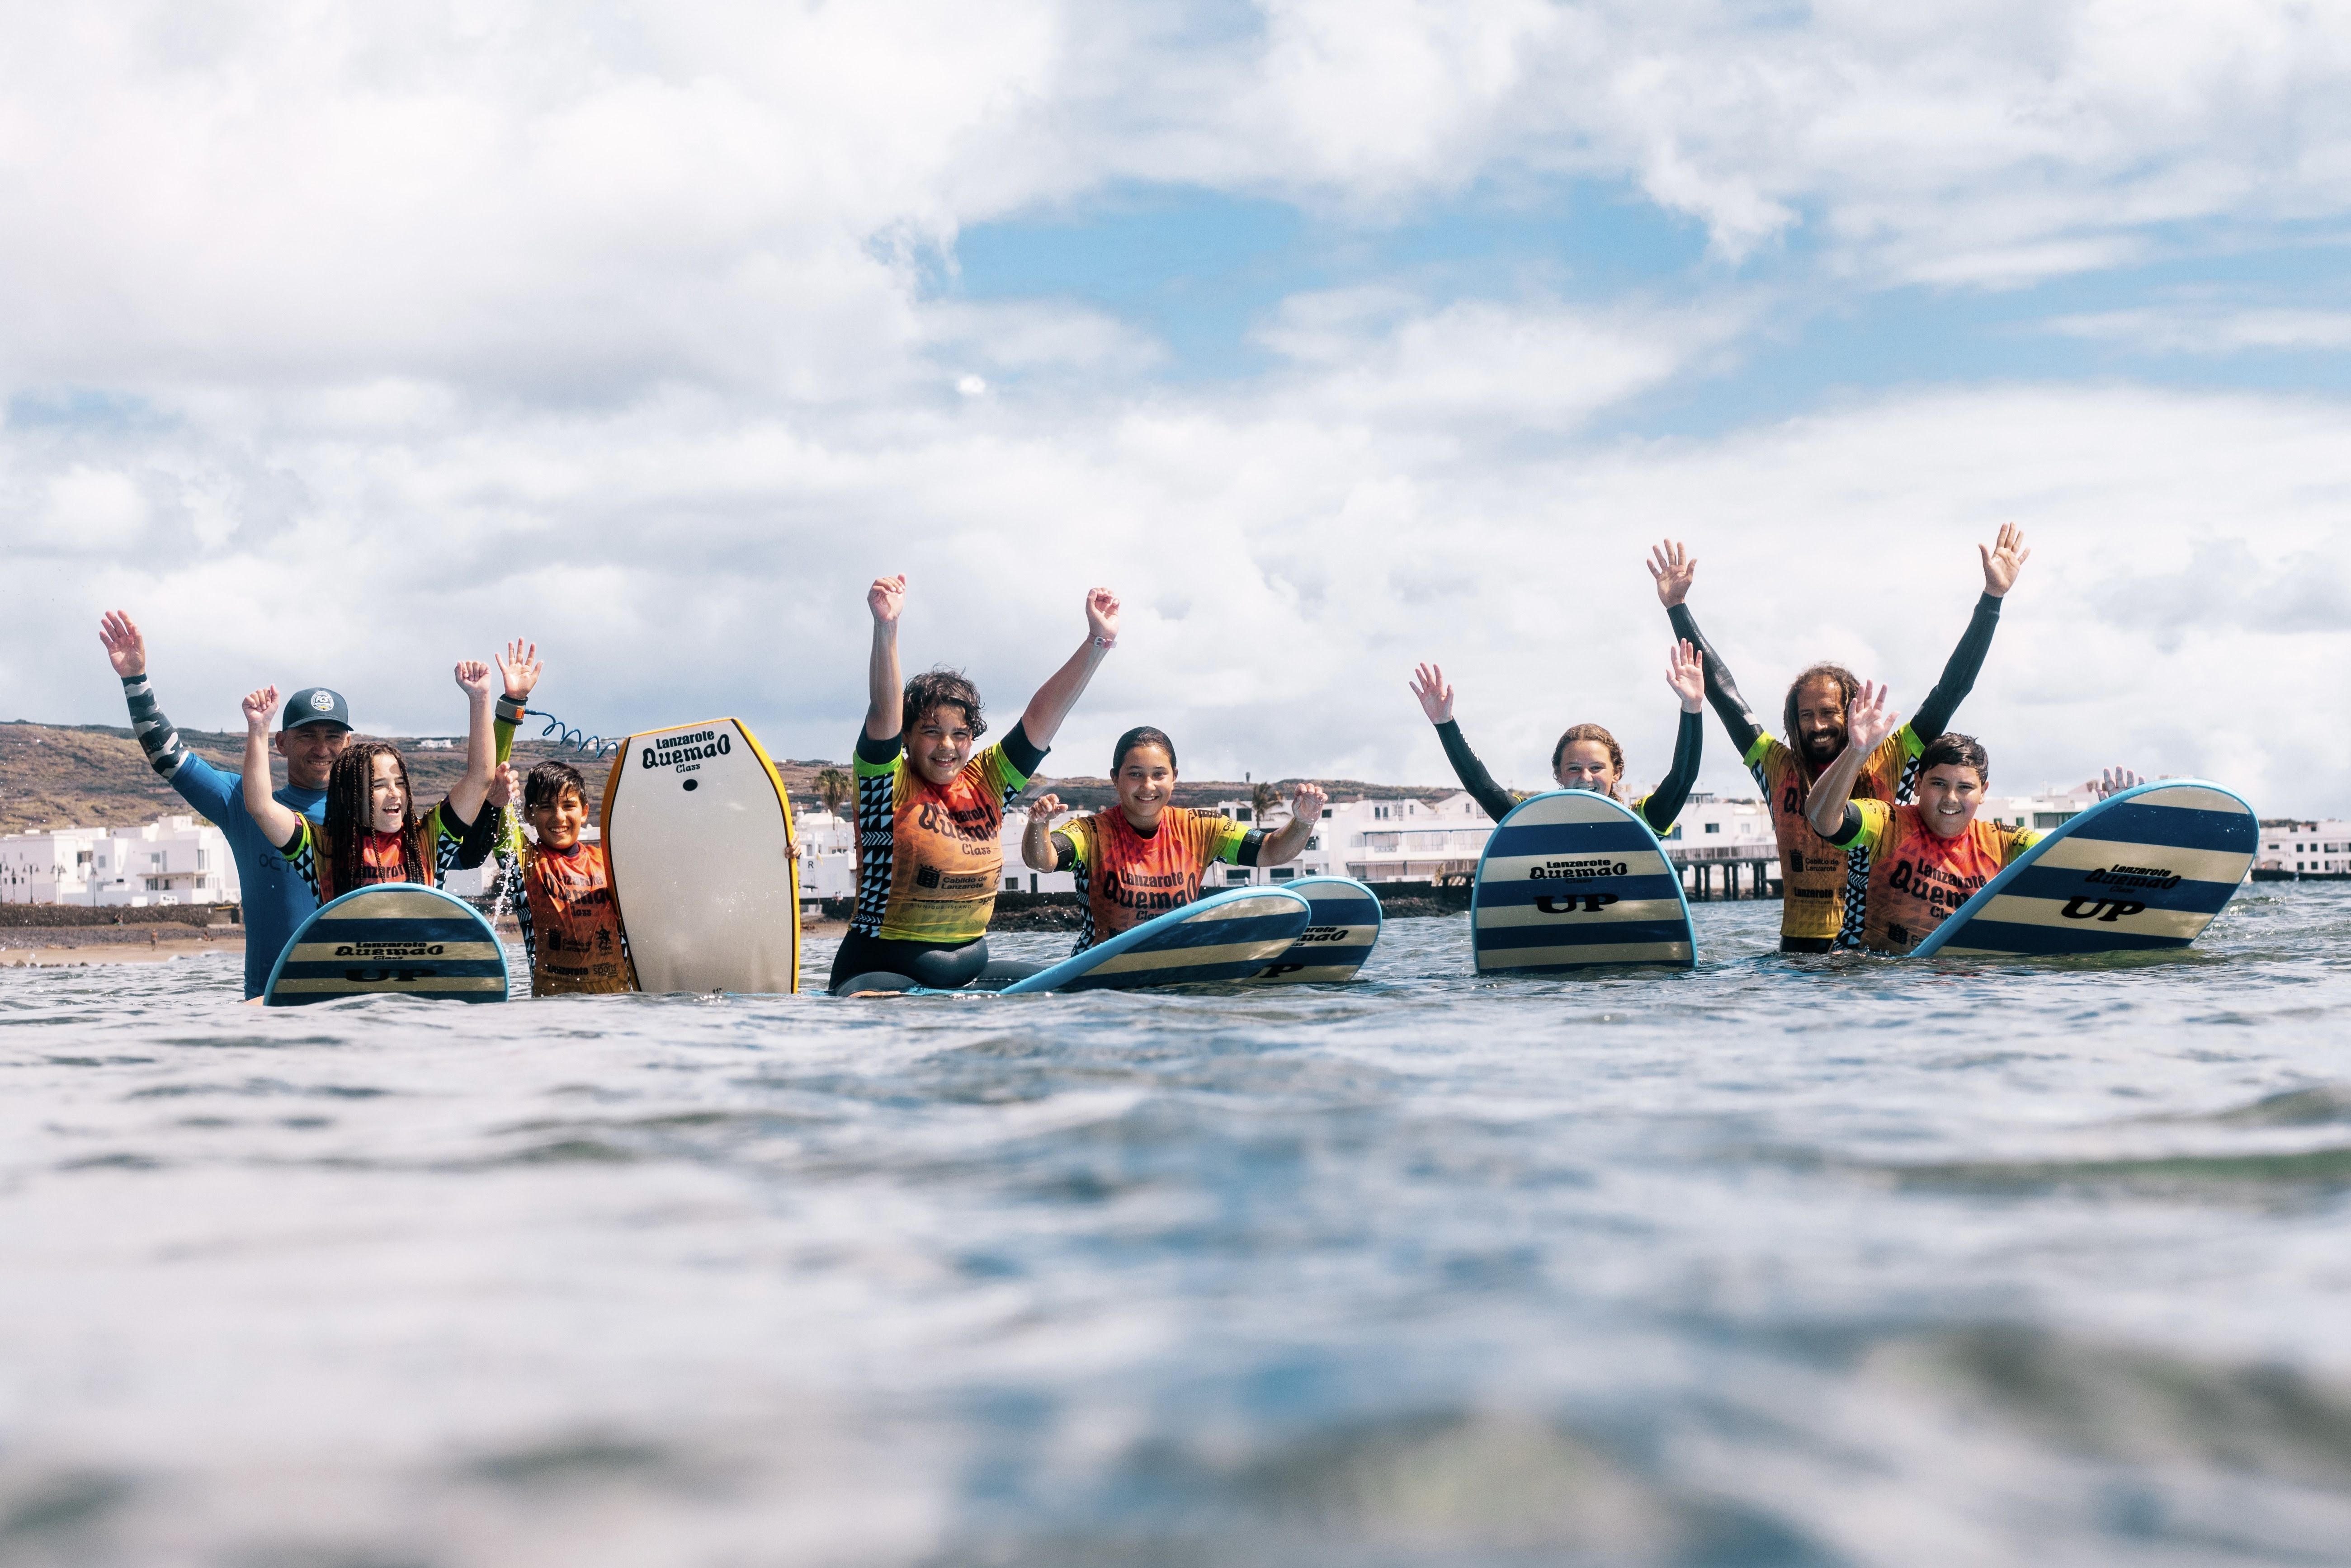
[3,888,2348,1568]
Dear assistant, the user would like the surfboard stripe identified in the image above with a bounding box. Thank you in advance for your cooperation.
[1479,940,1695,969]
[293,918,498,945]
[271,975,512,995]
[1473,897,1690,930]
[1477,918,1700,952]
[1992,867,2241,916]
[1238,876,1385,985]
[1908,779,2255,960]
[1471,791,1695,974]
[1932,922,2195,956]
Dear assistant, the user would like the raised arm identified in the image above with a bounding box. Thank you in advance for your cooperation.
[865,575,906,743]
[1911,523,2028,742]
[1806,682,1900,839]
[1410,662,1517,823]
[1017,588,1119,748]
[1637,640,1707,832]
[100,610,239,818]
[239,686,303,849]
[1650,540,1767,758]
[445,661,498,826]
[1258,782,1328,865]
[1021,793,1067,872]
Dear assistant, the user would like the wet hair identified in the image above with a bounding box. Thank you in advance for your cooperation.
[324,741,429,895]
[1919,732,1990,784]
[1112,726,1177,777]
[524,759,588,814]
[1784,663,1861,749]
[1551,723,1625,798]
[902,667,986,740]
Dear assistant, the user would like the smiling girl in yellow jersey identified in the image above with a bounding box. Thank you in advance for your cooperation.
[829,574,1122,994]
[1648,527,2031,952]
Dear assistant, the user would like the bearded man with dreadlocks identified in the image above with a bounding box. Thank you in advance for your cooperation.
[238,646,529,911]
[1647,527,2030,954]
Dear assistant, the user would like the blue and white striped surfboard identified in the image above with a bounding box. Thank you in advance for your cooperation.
[999,885,1312,994]
[1908,780,2257,959]
[1239,875,1383,984]
[263,882,511,1006]
[1471,791,1695,973]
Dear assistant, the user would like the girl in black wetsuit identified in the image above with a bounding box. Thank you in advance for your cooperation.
[1407,640,1706,833]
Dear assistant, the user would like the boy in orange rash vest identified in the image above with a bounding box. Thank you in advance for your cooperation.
[1020,726,1327,954]
[486,757,633,995]
[1803,681,2041,954]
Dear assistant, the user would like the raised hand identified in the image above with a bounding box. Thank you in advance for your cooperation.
[1647,540,1696,607]
[1844,680,1902,753]
[487,763,520,809]
[2093,767,2142,799]
[1980,522,2030,597]
[868,574,906,624]
[1028,792,1064,825]
[241,685,281,732]
[1409,663,1454,725]
[1665,639,1704,711]
[454,659,493,699]
[98,611,147,678]
[1084,587,1120,645]
[1289,781,1329,820]
[496,639,542,701]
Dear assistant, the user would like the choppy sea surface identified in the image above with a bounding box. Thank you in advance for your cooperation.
[4,887,2349,1568]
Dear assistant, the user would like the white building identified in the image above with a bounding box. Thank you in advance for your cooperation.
[2258,821,2351,876]
[0,816,239,906]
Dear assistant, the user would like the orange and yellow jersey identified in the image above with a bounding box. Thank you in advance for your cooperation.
[1746,725,1925,946]
[1055,807,1256,952]
[279,802,472,902]
[518,839,630,995]
[1827,799,2040,954]
[851,723,1045,945]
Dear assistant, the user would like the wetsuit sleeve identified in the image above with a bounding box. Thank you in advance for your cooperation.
[1666,603,1768,760]
[121,673,238,820]
[1233,829,1268,867]
[1823,797,1888,852]
[855,729,902,767]
[1910,593,2002,743]
[997,720,1047,781]
[277,817,321,897]
[1047,829,1078,872]
[1432,720,1520,823]
[1199,813,1254,867]
[1636,709,1704,833]
[449,797,504,871]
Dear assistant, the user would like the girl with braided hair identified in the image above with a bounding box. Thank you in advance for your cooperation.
[239,650,524,903]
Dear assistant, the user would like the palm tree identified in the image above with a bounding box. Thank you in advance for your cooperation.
[1251,781,1284,822]
[815,767,851,820]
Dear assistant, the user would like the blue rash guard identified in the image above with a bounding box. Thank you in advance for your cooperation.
[122,673,327,999]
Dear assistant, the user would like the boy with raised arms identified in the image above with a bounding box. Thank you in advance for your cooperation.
[483,756,633,995]
[831,574,1121,994]
[1803,683,2039,953]
[1651,526,2030,953]
[1020,726,1327,954]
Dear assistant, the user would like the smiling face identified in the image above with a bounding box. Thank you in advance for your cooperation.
[910,704,976,787]
[366,752,408,834]
[1915,763,1984,839]
[528,784,589,852]
[275,723,350,791]
[1115,744,1176,831]
[1794,676,1850,770]
[1553,739,1619,795]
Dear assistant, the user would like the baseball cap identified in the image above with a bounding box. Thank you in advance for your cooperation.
[283,687,352,732]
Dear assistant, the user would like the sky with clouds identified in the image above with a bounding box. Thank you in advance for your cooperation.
[7,0,2349,810]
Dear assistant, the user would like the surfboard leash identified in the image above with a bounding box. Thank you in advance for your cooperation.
[529,709,621,759]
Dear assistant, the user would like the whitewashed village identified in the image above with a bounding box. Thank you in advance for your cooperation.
[6,782,2344,914]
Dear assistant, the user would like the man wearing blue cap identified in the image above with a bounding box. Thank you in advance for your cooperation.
[99,610,351,1000]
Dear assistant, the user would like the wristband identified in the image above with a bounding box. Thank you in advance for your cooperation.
[1092,635,1115,650]
[496,695,529,723]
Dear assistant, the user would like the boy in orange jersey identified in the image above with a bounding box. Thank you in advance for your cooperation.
[484,757,633,995]
[830,573,1122,994]
[1651,526,2030,952]
[1803,681,2039,954]
[1020,726,1327,954]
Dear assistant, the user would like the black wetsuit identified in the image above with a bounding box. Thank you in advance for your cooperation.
[1433,709,1703,833]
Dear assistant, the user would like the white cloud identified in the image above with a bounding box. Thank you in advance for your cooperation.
[2048,306,2351,353]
